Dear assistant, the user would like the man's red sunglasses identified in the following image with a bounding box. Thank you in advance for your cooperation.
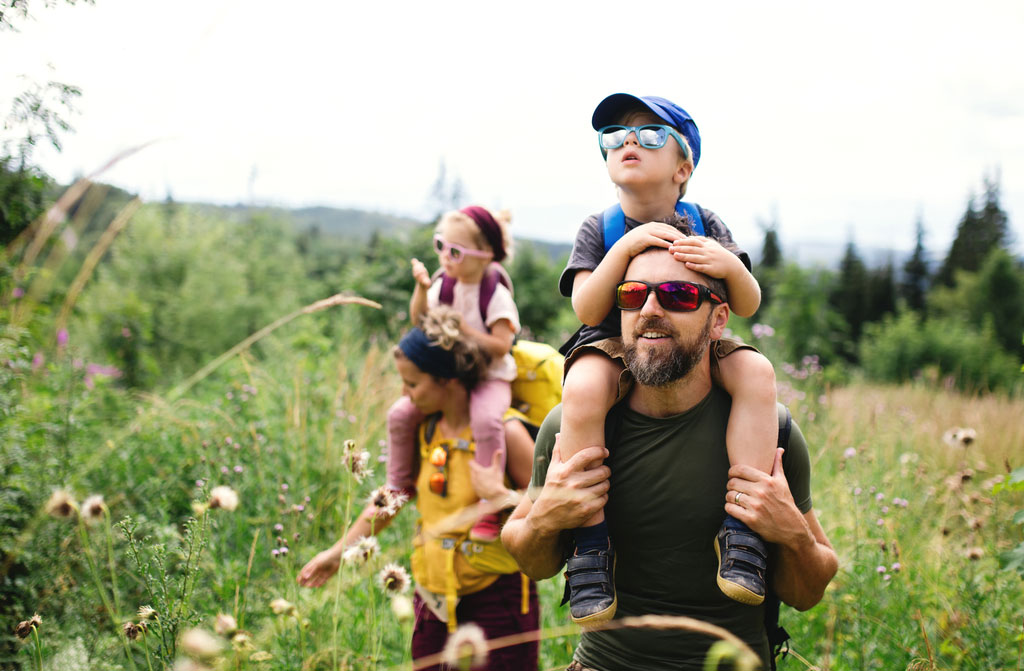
[615,280,724,312]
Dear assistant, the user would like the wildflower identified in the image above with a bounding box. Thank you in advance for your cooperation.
[250,651,273,662]
[31,352,45,370]
[943,427,978,448]
[843,447,856,459]
[14,614,41,639]
[195,480,205,488]
[891,562,901,572]
[966,547,984,561]
[853,487,862,496]
[214,613,238,637]
[377,563,411,595]
[81,494,107,525]
[876,565,886,574]
[441,623,489,669]
[230,631,253,651]
[56,328,69,348]
[751,323,775,338]
[12,287,24,298]
[123,622,142,640]
[180,628,224,660]
[233,465,243,474]
[269,598,297,617]
[391,594,414,621]
[368,486,406,516]
[44,490,78,518]
[281,483,289,492]
[273,523,284,532]
[875,492,884,502]
[880,506,889,514]
[883,574,891,581]
[138,605,157,621]
[209,486,239,511]
[875,518,884,526]
[271,549,280,557]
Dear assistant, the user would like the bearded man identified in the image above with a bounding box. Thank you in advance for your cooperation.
[502,247,837,671]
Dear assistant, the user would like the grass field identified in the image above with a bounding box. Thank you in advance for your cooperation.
[3,313,1023,671]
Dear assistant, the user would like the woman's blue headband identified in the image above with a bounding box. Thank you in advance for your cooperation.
[398,328,458,379]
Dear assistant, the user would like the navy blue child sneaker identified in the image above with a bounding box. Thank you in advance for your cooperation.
[563,541,617,625]
[714,515,767,605]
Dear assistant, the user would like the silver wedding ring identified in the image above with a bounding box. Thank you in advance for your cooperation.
[734,491,743,505]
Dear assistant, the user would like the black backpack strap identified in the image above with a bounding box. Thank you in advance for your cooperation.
[765,405,793,669]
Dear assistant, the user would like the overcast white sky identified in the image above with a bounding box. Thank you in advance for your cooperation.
[3,0,1023,261]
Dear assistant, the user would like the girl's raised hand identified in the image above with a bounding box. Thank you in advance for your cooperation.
[410,258,432,288]
[614,222,685,259]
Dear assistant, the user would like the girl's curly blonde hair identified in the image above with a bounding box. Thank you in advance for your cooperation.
[395,307,491,390]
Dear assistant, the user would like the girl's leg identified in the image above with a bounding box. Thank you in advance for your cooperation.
[468,380,512,542]
[469,379,512,474]
[386,396,424,497]
[558,351,622,624]
[712,347,777,606]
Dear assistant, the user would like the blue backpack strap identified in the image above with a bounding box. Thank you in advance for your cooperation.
[601,204,625,255]
[675,201,705,236]
[602,202,704,254]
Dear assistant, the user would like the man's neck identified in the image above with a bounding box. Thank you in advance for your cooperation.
[626,359,713,418]
[618,187,680,224]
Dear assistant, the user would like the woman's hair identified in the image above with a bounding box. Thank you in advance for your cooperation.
[437,207,514,263]
[619,107,695,199]
[394,306,492,389]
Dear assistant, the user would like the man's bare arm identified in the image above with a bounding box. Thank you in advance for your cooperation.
[501,441,611,581]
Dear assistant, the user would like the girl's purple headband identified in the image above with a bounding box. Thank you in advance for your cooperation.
[459,206,506,263]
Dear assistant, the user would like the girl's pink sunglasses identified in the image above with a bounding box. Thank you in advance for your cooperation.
[432,235,492,264]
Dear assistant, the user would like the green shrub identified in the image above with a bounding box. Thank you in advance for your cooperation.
[859,310,1022,393]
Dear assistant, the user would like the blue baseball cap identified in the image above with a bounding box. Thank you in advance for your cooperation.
[591,93,701,167]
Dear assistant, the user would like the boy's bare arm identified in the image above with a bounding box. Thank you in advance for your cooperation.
[572,222,682,326]
[669,238,761,317]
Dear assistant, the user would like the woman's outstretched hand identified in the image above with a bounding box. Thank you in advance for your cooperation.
[297,546,342,588]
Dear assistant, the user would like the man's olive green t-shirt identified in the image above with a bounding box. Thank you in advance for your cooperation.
[529,388,812,671]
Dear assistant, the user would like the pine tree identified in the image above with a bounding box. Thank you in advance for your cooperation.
[900,215,930,313]
[830,240,869,357]
[866,260,897,322]
[937,172,1011,286]
[756,219,782,311]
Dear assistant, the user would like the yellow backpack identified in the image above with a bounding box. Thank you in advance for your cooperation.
[510,339,564,427]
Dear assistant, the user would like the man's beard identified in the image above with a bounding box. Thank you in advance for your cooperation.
[623,313,714,387]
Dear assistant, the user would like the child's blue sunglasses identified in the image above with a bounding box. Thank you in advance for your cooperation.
[597,124,690,160]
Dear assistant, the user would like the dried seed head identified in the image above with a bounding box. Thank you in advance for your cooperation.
[213,613,238,637]
[269,598,297,617]
[346,450,372,483]
[441,623,489,669]
[208,486,239,511]
[138,605,157,620]
[230,631,253,651]
[377,562,411,595]
[44,490,78,519]
[368,486,407,516]
[180,628,224,660]
[966,547,984,561]
[391,594,414,621]
[14,614,41,639]
[342,535,380,565]
[249,651,273,662]
[123,622,142,640]
[82,495,107,525]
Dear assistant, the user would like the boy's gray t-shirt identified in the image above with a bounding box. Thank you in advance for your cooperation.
[558,205,751,352]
